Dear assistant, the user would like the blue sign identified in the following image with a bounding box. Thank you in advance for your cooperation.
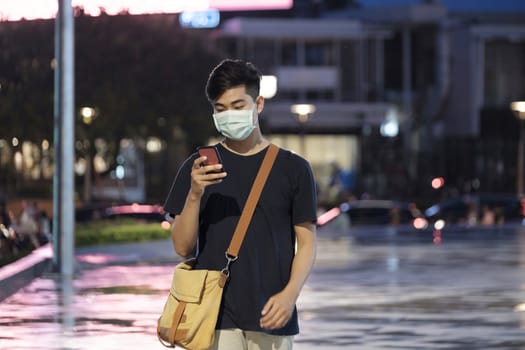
[179,9,220,28]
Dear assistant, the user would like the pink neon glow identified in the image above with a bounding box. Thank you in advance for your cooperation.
[0,0,293,21]
[317,207,341,226]
[0,243,53,280]
[210,0,293,11]
[76,253,118,264]
[106,203,164,215]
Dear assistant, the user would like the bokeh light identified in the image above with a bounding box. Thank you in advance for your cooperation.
[431,177,445,189]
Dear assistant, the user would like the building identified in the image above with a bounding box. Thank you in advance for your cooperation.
[1,1,524,205]
[214,16,395,204]
[212,0,525,203]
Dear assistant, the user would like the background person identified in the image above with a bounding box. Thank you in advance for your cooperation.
[16,200,40,249]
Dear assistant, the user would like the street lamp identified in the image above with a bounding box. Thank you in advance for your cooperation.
[291,104,316,156]
[80,106,96,125]
[260,75,278,99]
[80,106,98,202]
[511,101,525,196]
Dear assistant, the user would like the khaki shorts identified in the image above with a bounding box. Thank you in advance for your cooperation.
[209,329,294,350]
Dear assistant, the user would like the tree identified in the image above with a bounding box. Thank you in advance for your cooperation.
[75,12,220,145]
[0,19,55,142]
[0,12,223,199]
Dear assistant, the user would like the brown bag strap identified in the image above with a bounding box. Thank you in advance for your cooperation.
[225,143,278,258]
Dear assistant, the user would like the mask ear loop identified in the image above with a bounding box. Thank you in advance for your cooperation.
[254,96,264,129]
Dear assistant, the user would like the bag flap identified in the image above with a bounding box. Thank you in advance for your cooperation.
[170,267,208,303]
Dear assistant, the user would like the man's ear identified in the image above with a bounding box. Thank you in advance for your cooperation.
[256,96,265,114]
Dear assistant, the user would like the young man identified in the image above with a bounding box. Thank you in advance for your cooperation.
[163,59,317,349]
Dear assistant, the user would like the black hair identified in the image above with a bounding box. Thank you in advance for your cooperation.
[205,59,262,102]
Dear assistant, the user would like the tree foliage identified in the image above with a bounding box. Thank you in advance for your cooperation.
[0,19,55,141]
[75,12,221,146]
[0,11,222,149]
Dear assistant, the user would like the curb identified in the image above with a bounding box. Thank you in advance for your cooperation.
[0,243,53,302]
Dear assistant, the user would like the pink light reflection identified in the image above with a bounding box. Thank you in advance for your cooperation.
[0,243,52,280]
[76,254,119,264]
[75,0,210,16]
[106,203,163,215]
[0,0,292,21]
[0,0,57,21]
[210,0,293,11]
[0,265,176,348]
[317,207,341,226]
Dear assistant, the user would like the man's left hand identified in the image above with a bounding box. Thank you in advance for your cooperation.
[259,290,296,330]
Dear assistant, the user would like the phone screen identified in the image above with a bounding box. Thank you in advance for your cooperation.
[197,146,223,173]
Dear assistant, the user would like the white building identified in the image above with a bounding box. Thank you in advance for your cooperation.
[213,0,525,199]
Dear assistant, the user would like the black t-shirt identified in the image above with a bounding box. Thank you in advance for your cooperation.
[163,143,317,335]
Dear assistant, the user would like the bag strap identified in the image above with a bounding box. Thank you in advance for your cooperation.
[225,143,279,259]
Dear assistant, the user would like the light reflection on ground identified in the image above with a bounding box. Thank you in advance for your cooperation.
[1,231,525,349]
[294,228,525,349]
[0,265,174,350]
[75,254,120,264]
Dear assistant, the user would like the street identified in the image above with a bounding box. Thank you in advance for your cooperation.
[298,225,525,349]
[1,226,525,349]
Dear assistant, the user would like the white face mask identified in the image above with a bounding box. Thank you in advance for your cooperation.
[212,105,256,141]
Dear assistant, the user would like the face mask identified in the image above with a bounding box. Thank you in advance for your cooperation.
[212,106,256,141]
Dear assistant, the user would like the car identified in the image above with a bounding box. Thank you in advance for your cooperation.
[102,203,168,222]
[75,203,110,222]
[317,199,426,229]
[424,193,525,230]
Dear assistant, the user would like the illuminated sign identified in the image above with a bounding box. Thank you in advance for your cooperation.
[0,0,293,21]
[179,9,220,28]
[210,0,292,11]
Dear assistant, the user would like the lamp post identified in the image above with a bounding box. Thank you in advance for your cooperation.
[260,75,277,99]
[511,101,525,196]
[80,106,97,203]
[80,106,96,125]
[290,104,316,156]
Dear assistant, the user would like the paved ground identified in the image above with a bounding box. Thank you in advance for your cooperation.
[1,225,525,349]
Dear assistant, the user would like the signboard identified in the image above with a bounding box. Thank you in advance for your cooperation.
[0,0,293,21]
[179,9,220,28]
[210,0,292,11]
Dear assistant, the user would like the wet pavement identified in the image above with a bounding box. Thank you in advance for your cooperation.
[1,226,525,349]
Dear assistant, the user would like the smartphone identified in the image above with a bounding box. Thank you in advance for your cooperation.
[197,146,224,173]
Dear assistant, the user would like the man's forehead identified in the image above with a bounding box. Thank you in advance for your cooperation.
[214,86,251,105]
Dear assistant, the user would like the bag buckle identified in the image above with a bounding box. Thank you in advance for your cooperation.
[221,252,238,278]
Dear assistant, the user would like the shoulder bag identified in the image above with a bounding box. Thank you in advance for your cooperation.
[157,144,279,350]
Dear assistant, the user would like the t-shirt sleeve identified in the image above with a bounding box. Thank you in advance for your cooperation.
[292,156,318,225]
[163,154,196,217]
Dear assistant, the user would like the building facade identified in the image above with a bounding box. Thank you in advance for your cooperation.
[213,0,525,203]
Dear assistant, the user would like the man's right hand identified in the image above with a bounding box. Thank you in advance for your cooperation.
[189,156,227,200]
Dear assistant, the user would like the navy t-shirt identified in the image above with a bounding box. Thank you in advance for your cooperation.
[163,143,317,335]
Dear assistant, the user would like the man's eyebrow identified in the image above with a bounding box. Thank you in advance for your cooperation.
[229,99,246,105]
[214,99,246,108]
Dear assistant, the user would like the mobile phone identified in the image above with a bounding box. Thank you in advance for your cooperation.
[197,146,224,173]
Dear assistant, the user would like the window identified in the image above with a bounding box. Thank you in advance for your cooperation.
[305,41,333,66]
[281,42,297,66]
[484,40,525,106]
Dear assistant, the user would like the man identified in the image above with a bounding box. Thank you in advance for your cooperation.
[163,59,317,349]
